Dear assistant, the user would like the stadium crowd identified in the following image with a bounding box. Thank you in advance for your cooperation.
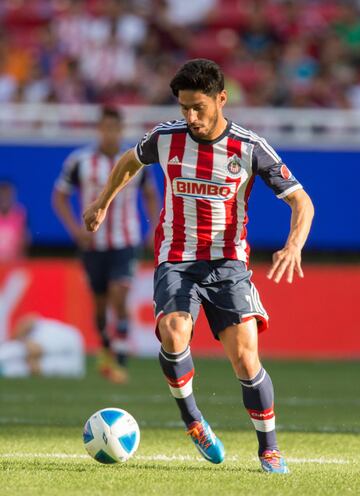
[1,0,360,108]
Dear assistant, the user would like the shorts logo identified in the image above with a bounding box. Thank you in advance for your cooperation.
[173,178,236,200]
[280,164,292,180]
[227,154,242,178]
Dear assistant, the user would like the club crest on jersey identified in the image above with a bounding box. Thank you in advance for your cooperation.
[173,178,236,201]
[226,154,242,178]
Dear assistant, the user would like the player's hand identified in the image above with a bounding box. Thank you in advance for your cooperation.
[83,201,107,232]
[267,244,304,284]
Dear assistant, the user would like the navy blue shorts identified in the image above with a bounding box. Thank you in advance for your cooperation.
[153,259,269,340]
[81,247,138,295]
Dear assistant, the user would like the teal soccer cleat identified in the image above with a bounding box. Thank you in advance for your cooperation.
[187,418,225,464]
[259,450,290,474]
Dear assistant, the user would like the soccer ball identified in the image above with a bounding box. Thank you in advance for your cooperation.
[83,407,140,463]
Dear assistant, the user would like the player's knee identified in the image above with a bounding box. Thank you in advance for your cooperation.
[233,350,260,379]
[158,312,192,352]
[109,285,129,317]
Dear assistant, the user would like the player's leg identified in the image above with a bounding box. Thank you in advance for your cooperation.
[158,310,224,464]
[158,310,201,425]
[94,294,110,349]
[81,251,110,349]
[107,247,138,378]
[81,250,115,379]
[155,261,224,464]
[202,259,288,473]
[219,321,288,473]
[107,281,130,366]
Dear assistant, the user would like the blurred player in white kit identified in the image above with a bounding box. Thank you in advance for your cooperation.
[53,106,158,384]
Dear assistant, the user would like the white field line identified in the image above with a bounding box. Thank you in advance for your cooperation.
[0,453,352,464]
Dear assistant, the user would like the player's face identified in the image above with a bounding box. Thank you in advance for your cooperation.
[178,90,227,140]
[98,116,122,152]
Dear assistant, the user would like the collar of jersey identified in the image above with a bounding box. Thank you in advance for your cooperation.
[187,119,232,145]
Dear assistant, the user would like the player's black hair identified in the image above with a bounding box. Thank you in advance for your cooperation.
[170,59,225,97]
[100,106,124,122]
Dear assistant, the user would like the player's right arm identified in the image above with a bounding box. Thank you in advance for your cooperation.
[52,151,92,249]
[52,189,92,248]
[83,149,143,232]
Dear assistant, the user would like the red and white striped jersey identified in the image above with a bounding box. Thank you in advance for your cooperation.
[55,145,144,251]
[134,119,302,266]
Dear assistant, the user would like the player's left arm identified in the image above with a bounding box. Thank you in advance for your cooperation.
[267,188,315,283]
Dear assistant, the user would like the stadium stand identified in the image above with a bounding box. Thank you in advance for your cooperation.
[0,0,360,108]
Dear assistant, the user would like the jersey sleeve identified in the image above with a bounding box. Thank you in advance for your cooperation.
[252,140,303,199]
[54,152,81,194]
[134,127,160,166]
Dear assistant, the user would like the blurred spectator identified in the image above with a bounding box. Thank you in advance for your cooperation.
[54,0,106,57]
[21,59,52,103]
[0,181,28,262]
[36,24,63,77]
[0,314,85,378]
[105,0,147,48]
[53,57,93,103]
[80,30,137,90]
[347,71,360,108]
[0,30,33,86]
[333,3,360,62]
[240,1,280,61]
[0,54,17,102]
[0,34,18,102]
[279,39,319,90]
[165,0,216,27]
[148,0,189,54]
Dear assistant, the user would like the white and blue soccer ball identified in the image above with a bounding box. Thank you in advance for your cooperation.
[83,408,140,463]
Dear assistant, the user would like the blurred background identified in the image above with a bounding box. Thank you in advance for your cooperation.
[0,0,359,363]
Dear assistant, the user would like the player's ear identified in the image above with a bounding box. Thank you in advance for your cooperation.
[218,90,227,108]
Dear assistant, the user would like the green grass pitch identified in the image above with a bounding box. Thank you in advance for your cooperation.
[1,358,360,495]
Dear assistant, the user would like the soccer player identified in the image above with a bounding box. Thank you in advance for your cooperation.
[53,107,158,384]
[83,59,314,472]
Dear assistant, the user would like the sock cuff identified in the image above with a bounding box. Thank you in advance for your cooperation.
[159,346,191,362]
[239,367,266,388]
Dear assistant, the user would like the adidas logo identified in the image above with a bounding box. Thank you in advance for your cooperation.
[168,155,180,165]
